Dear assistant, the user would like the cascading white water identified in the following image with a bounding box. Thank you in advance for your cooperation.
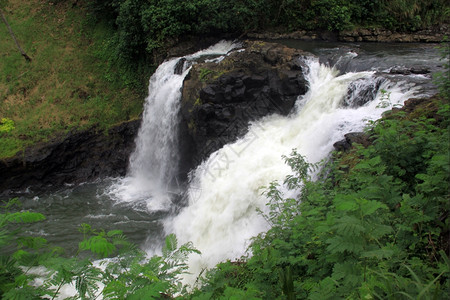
[164,57,419,284]
[108,41,240,211]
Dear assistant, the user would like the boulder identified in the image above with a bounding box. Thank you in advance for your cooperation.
[333,132,371,152]
[343,77,385,107]
[178,40,312,172]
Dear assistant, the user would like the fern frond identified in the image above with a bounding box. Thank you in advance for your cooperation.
[333,215,366,236]
[79,235,116,258]
[163,234,178,259]
[6,211,46,224]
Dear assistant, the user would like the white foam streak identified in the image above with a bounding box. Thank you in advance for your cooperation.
[166,58,419,284]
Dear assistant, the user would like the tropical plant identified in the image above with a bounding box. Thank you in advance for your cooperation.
[0,198,201,299]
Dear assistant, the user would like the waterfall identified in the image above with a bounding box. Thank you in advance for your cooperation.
[164,57,419,284]
[108,41,423,284]
[108,41,240,211]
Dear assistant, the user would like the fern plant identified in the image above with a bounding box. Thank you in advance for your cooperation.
[0,198,53,299]
[1,197,202,299]
[101,233,200,299]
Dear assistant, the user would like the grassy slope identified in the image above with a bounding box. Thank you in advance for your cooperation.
[0,0,144,158]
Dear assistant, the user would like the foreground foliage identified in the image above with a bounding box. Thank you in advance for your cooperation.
[0,200,200,299]
[191,98,449,299]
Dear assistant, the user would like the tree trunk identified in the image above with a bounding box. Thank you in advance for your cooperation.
[0,8,32,62]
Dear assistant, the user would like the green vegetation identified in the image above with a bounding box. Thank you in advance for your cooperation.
[0,118,14,134]
[199,69,214,82]
[85,0,449,79]
[0,1,449,298]
[0,0,144,159]
[1,96,448,298]
[190,97,449,299]
[0,199,200,299]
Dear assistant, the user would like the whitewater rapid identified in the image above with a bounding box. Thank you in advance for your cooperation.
[164,57,419,284]
[108,41,240,211]
[107,41,423,285]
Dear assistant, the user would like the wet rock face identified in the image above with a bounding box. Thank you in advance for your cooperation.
[343,77,385,108]
[389,66,431,75]
[178,40,312,172]
[333,132,372,152]
[0,120,140,196]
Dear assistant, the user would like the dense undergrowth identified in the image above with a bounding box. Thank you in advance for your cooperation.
[1,95,448,298]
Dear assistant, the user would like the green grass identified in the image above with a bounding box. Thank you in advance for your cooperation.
[0,0,144,158]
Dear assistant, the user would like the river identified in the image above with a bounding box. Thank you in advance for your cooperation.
[3,41,442,280]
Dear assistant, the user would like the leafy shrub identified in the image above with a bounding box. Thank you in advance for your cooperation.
[193,100,449,299]
[0,118,14,134]
[0,198,200,299]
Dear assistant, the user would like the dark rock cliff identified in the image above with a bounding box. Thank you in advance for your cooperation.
[178,40,313,174]
[0,120,140,195]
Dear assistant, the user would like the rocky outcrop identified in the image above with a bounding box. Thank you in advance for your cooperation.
[343,77,385,108]
[333,132,372,152]
[0,120,140,195]
[178,40,312,171]
[338,26,447,43]
[247,30,338,41]
[247,25,447,43]
[1,40,312,194]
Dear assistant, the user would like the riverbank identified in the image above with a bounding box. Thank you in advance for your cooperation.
[1,31,447,299]
[247,25,448,43]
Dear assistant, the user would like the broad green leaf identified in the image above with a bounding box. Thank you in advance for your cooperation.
[163,234,178,257]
